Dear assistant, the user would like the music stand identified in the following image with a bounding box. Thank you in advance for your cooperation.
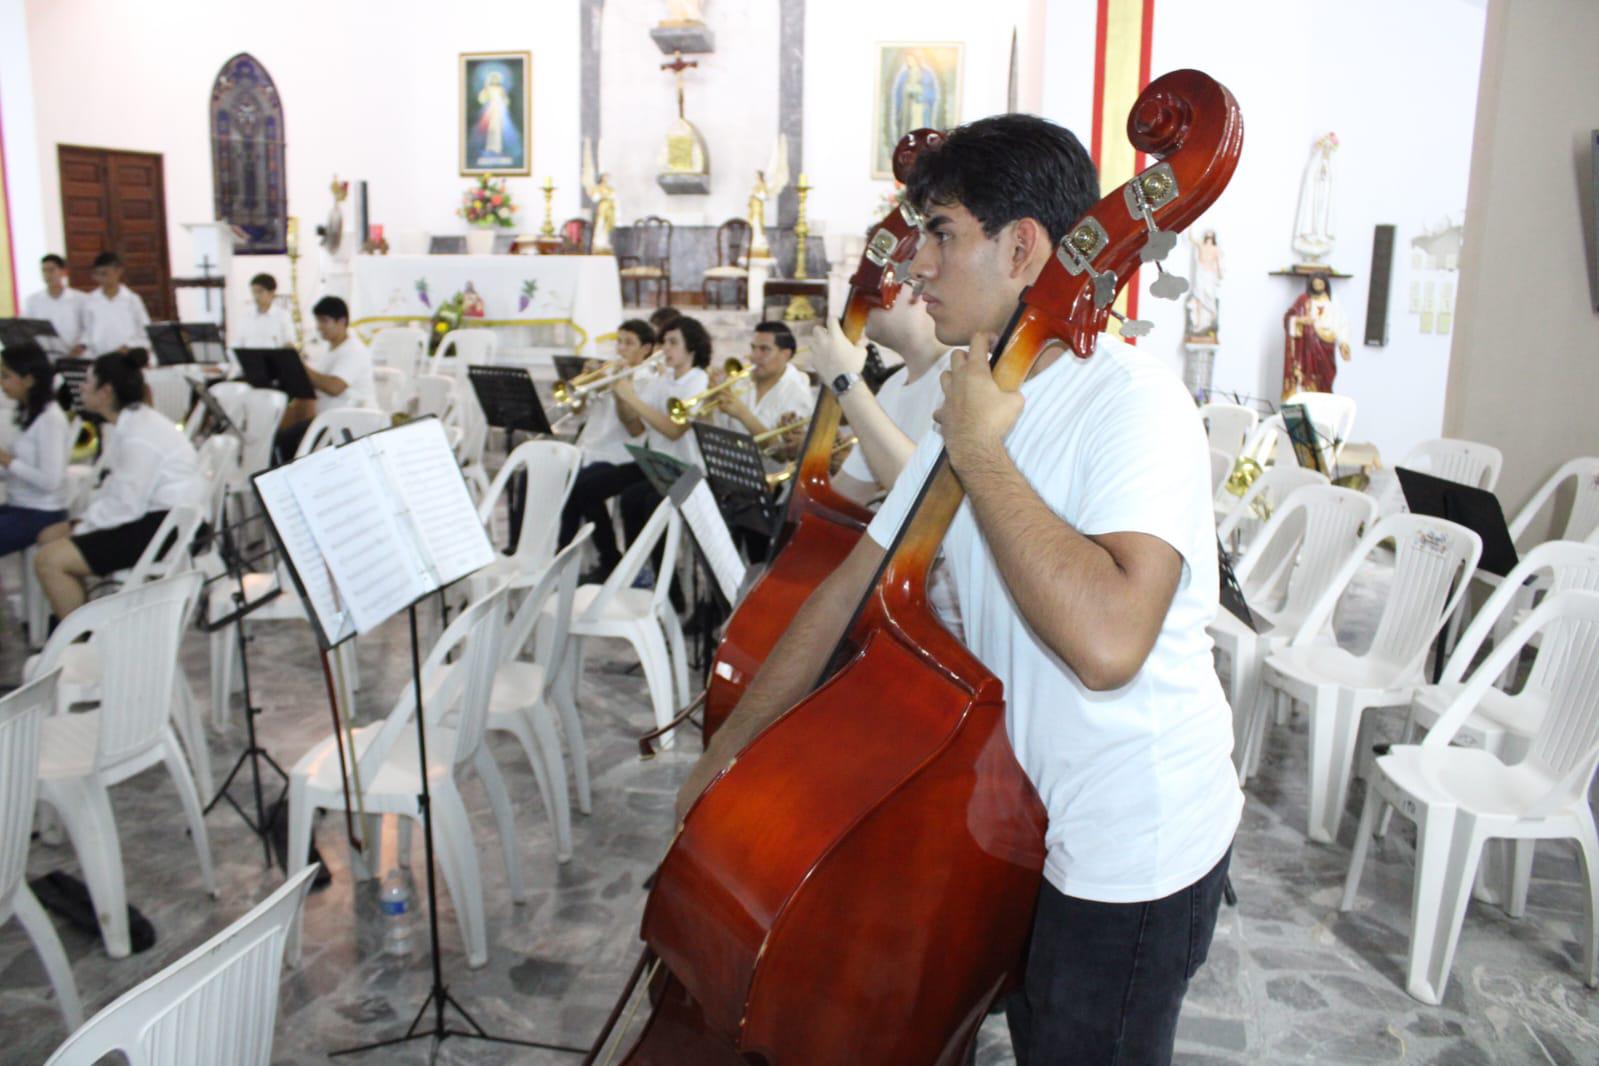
[552,355,589,382]
[146,322,197,366]
[235,347,315,399]
[1397,467,1519,578]
[466,365,552,437]
[180,321,227,364]
[54,357,93,414]
[1217,536,1258,632]
[0,317,59,348]
[1279,403,1328,475]
[691,422,781,537]
[626,443,692,498]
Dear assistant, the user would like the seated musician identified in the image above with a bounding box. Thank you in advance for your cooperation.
[557,318,655,582]
[679,114,1241,1065]
[0,344,71,557]
[34,353,205,619]
[235,272,297,349]
[610,315,711,577]
[711,322,813,449]
[275,296,376,460]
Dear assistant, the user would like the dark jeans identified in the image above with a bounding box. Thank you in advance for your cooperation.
[558,461,645,573]
[618,478,663,562]
[1006,847,1232,1066]
[0,504,67,557]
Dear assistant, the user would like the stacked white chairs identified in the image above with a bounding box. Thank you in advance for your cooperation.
[286,585,519,970]
[1198,401,1258,463]
[26,573,216,958]
[1282,390,1357,471]
[43,864,319,1065]
[1212,485,1377,783]
[461,530,591,862]
[1377,437,1503,516]
[1340,590,1599,1006]
[370,324,429,380]
[1257,513,1481,844]
[1217,465,1328,558]
[468,439,583,603]
[560,499,689,749]
[0,671,83,1029]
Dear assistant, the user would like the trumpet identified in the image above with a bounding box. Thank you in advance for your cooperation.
[751,417,808,450]
[766,436,856,487]
[668,361,753,425]
[552,352,664,412]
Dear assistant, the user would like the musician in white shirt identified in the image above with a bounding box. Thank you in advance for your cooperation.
[22,254,86,357]
[234,272,297,349]
[709,322,815,453]
[275,296,376,459]
[81,252,152,357]
[35,353,205,618]
[0,344,71,556]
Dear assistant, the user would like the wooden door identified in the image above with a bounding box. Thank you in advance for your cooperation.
[58,145,173,320]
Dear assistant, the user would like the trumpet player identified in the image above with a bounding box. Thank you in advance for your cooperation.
[708,323,814,458]
[558,319,656,580]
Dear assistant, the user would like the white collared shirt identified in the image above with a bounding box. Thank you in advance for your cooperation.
[716,362,815,436]
[234,304,297,350]
[636,366,708,468]
[309,336,376,414]
[23,288,87,355]
[82,286,151,355]
[78,403,205,533]
[3,403,70,511]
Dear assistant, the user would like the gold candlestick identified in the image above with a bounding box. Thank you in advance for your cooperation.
[784,174,816,321]
[285,216,306,348]
[540,177,557,238]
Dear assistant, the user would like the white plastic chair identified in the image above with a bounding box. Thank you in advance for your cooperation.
[0,671,83,1029]
[1208,448,1231,496]
[457,529,591,862]
[1258,513,1482,844]
[286,586,519,969]
[1217,465,1328,556]
[1472,458,1599,613]
[430,328,498,379]
[1379,437,1504,515]
[1199,402,1258,462]
[469,439,584,602]
[224,387,287,523]
[43,863,319,1065]
[1282,390,1357,470]
[195,435,242,533]
[371,366,412,417]
[290,407,389,461]
[561,499,689,748]
[414,374,456,420]
[26,573,216,958]
[1212,485,1378,783]
[144,369,194,426]
[1340,590,1599,1006]
[370,324,428,379]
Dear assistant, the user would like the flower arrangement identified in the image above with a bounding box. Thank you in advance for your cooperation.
[458,174,517,228]
[1315,131,1340,154]
[430,290,467,352]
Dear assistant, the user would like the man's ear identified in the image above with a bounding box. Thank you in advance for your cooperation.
[1008,217,1050,279]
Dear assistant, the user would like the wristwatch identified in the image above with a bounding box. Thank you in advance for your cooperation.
[830,372,862,396]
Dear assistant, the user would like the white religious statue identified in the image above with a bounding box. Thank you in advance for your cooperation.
[748,136,790,259]
[663,0,705,25]
[1184,228,1223,345]
[1291,132,1338,265]
[582,138,618,254]
[478,72,510,155]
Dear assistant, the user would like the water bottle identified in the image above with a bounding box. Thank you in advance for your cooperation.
[379,868,413,956]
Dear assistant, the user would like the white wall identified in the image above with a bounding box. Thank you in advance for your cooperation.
[22,0,580,279]
[1,0,47,305]
[1445,0,1599,521]
[599,0,778,228]
[1037,0,1486,465]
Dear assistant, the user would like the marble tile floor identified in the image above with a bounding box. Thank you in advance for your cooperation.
[1,566,1598,1063]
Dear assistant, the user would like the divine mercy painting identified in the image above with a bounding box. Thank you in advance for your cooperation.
[460,52,531,176]
[872,44,961,178]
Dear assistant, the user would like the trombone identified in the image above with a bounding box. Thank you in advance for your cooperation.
[667,360,753,425]
[752,417,807,451]
[552,351,665,413]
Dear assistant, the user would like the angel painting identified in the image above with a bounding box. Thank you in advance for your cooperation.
[748,136,790,258]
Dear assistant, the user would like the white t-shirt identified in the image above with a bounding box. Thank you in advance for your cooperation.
[636,366,708,468]
[310,336,376,414]
[79,403,205,534]
[839,350,952,483]
[575,392,643,467]
[234,304,297,350]
[81,286,151,355]
[866,335,1241,903]
[23,288,86,355]
[715,363,815,438]
[3,403,70,512]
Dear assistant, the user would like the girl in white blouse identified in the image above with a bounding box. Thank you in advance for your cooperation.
[0,344,70,556]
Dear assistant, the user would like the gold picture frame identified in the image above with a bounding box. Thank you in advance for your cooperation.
[460,51,532,176]
[871,43,962,179]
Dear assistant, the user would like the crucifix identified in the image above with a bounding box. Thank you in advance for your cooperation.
[660,50,699,120]
[197,254,217,311]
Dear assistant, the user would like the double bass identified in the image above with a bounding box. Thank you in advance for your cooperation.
[699,130,940,741]
[594,70,1243,1063]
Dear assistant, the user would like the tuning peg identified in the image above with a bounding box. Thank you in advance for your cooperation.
[1110,309,1154,337]
[1093,271,1118,309]
[1140,228,1178,262]
[1150,264,1189,301]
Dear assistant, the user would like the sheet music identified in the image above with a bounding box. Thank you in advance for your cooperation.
[286,442,429,634]
[679,479,748,604]
[372,419,495,588]
[253,468,356,645]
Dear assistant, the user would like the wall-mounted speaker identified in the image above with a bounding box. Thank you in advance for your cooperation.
[1364,224,1395,346]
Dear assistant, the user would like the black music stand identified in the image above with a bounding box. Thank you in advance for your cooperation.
[54,357,93,415]
[1217,536,1258,633]
[178,322,227,365]
[552,355,589,382]
[692,421,781,540]
[0,317,59,348]
[1397,468,1519,578]
[146,322,197,366]
[235,346,315,399]
[466,365,552,437]
[1279,403,1328,475]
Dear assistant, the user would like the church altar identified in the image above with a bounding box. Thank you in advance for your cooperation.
[349,254,622,357]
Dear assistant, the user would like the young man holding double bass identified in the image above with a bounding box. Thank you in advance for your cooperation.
[677,113,1242,1064]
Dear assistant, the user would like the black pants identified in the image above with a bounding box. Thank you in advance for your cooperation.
[275,419,311,465]
[558,461,645,573]
[1006,847,1231,1066]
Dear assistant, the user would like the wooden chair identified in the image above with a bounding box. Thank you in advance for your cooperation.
[619,216,672,308]
[561,217,592,255]
[702,218,752,308]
